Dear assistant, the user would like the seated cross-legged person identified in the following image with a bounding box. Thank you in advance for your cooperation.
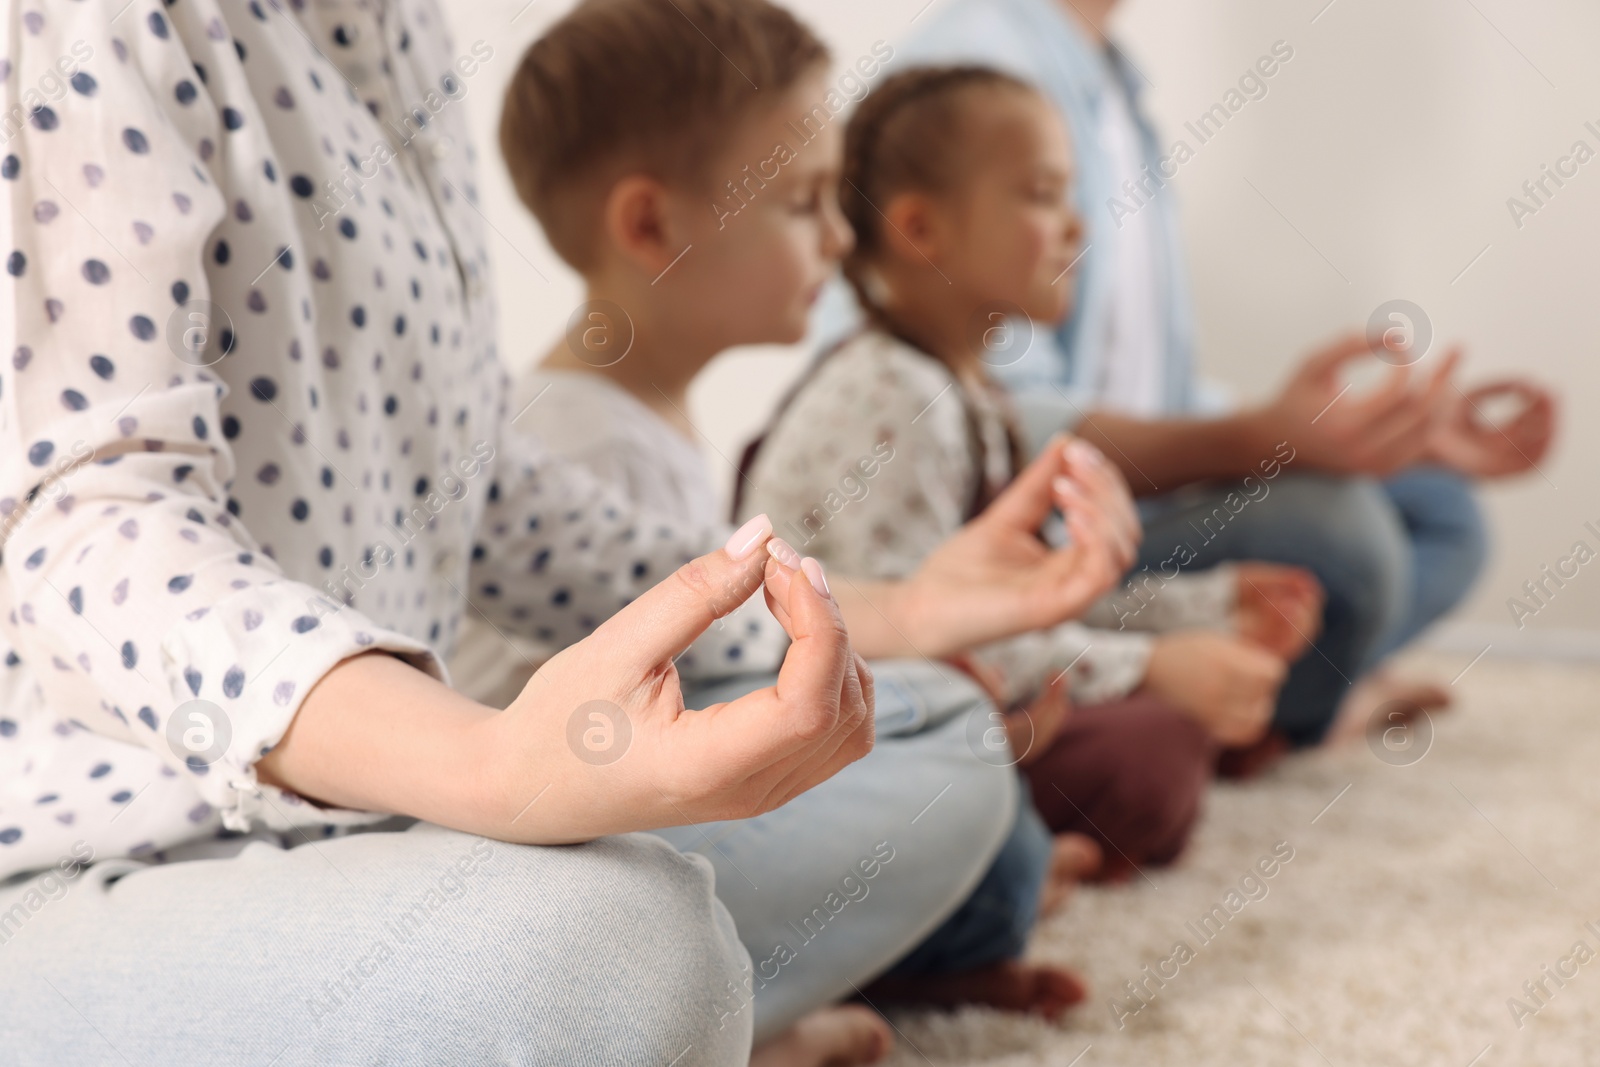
[736,65,1320,920]
[0,3,1166,1066]
[494,0,1150,1046]
[891,0,1558,748]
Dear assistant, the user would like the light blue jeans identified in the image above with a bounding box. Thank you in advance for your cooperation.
[0,822,752,1066]
[660,659,1026,1042]
[1136,467,1488,745]
[0,662,1020,1062]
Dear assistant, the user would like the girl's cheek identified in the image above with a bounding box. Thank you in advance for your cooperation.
[793,223,831,275]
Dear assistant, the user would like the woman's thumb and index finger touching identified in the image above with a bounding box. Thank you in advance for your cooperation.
[586,513,856,749]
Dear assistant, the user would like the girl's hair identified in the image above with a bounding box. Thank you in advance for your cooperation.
[839,65,1038,317]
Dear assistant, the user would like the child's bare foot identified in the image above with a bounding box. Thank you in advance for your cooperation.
[862,960,1088,1021]
[749,1005,892,1067]
[1329,669,1454,744]
[1040,832,1102,916]
[1215,728,1292,780]
[1233,562,1325,661]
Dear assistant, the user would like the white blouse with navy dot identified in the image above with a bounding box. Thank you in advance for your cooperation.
[0,0,733,882]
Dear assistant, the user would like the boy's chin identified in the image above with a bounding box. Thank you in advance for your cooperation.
[720,319,808,351]
[768,312,811,346]
[1030,291,1075,327]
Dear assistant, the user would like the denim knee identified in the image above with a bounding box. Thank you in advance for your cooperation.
[882,775,1048,977]
[1399,467,1490,579]
[1139,474,1411,670]
[1368,467,1489,665]
[1305,479,1410,650]
[445,831,753,1066]
[964,786,1052,964]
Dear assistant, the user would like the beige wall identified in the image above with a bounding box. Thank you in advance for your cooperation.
[447,0,1599,651]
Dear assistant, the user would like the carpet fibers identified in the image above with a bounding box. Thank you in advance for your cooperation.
[877,653,1600,1066]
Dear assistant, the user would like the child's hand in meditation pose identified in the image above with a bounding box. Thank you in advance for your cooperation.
[903,435,1141,657]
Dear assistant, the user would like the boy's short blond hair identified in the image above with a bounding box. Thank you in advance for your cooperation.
[500,0,830,270]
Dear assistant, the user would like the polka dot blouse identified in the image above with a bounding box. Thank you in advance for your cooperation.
[0,0,723,882]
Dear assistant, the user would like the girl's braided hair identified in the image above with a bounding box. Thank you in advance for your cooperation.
[839,64,1037,318]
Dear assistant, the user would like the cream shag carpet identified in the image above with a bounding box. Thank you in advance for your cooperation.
[877,653,1600,1066]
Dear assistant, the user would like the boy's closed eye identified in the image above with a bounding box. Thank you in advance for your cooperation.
[1025,170,1071,205]
[787,173,838,216]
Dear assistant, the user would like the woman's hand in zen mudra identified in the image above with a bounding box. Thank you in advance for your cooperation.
[483,517,874,843]
[263,517,872,847]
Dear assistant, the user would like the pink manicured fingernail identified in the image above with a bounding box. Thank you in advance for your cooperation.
[1067,440,1101,466]
[725,514,773,560]
[800,557,831,598]
[1053,476,1083,499]
[766,536,802,568]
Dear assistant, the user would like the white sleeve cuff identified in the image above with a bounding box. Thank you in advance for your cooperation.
[158,580,447,832]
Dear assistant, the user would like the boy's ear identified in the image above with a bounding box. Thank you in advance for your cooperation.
[602,174,681,275]
[882,191,943,267]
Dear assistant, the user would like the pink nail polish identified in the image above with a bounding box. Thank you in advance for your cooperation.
[724,514,772,560]
[1067,440,1099,466]
[801,557,831,597]
[766,536,802,568]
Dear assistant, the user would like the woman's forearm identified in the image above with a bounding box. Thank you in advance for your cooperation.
[259,537,874,849]
[256,651,508,836]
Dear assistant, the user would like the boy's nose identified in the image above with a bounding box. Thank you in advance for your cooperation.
[1063,209,1084,245]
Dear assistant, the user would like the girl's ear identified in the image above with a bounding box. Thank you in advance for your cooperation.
[882,190,944,267]
[602,175,681,275]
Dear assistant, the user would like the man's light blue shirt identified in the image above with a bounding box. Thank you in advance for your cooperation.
[812,0,1203,453]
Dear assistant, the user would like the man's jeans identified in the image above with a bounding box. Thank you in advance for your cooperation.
[1134,467,1487,745]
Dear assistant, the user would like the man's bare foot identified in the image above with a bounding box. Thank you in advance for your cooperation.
[1329,669,1454,744]
[749,1005,892,1067]
[861,960,1087,1021]
[1040,833,1103,917]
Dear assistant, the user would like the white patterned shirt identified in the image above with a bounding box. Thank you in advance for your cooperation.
[0,0,724,882]
[740,329,1234,708]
